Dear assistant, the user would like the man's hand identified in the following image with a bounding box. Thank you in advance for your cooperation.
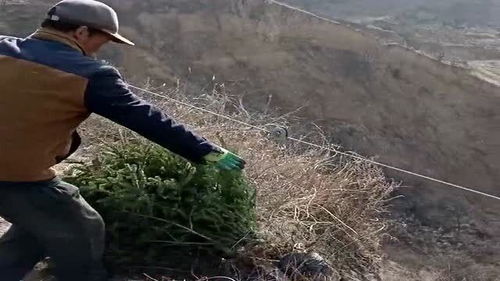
[203,147,246,171]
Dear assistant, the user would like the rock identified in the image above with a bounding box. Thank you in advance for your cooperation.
[278,252,338,281]
[23,258,56,281]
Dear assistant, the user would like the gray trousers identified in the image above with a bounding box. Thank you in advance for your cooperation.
[0,178,107,281]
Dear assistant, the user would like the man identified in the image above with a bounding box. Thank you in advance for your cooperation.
[0,0,245,280]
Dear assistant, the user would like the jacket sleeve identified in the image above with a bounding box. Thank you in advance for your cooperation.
[84,66,218,163]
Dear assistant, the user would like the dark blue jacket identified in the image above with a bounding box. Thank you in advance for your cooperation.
[0,28,216,181]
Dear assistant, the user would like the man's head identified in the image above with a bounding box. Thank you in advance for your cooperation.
[42,0,134,55]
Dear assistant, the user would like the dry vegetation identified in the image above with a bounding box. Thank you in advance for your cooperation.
[69,82,396,280]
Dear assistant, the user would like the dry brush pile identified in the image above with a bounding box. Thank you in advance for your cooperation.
[67,83,395,280]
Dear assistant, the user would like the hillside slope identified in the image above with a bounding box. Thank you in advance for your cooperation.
[103,0,500,223]
[1,0,500,278]
[89,1,500,277]
[279,0,500,82]
[282,0,500,26]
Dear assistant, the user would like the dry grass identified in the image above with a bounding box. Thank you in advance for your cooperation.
[430,255,500,281]
[72,82,395,279]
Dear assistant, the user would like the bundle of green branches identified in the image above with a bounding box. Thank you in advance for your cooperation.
[64,141,256,268]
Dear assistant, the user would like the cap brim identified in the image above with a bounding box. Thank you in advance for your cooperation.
[103,30,135,46]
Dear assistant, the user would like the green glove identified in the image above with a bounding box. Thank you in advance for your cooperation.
[204,147,246,171]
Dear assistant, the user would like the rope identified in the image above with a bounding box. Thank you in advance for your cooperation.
[128,84,500,201]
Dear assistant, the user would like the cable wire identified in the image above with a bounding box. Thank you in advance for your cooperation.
[128,84,500,201]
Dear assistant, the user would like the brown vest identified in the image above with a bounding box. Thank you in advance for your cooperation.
[0,30,90,181]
